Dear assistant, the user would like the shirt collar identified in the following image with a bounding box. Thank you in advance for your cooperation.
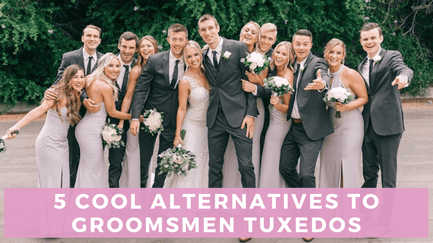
[117,55,132,67]
[210,37,223,53]
[368,48,382,60]
[169,50,184,64]
[83,48,96,61]
[296,56,308,69]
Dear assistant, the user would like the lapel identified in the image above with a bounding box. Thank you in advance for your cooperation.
[216,37,230,82]
[357,57,371,94]
[370,48,386,92]
[162,50,170,87]
[298,53,314,87]
[77,47,85,70]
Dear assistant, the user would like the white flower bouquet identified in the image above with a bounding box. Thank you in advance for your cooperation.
[157,130,197,177]
[0,129,19,153]
[142,109,164,136]
[241,52,271,74]
[323,87,354,118]
[264,76,293,109]
[101,120,124,148]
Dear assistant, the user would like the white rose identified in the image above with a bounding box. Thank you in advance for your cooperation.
[373,55,381,63]
[250,62,257,71]
[273,77,289,87]
[223,51,231,59]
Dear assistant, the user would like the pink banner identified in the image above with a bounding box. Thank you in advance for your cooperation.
[4,188,428,238]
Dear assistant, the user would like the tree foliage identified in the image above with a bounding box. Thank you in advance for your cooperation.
[0,0,432,109]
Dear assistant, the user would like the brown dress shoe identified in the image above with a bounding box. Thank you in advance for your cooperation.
[239,237,252,242]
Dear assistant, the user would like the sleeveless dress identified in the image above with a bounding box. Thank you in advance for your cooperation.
[222,98,264,188]
[75,102,109,188]
[35,107,70,188]
[259,99,290,188]
[319,65,364,188]
[164,75,210,188]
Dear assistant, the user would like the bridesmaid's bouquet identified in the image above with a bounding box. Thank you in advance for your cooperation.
[142,109,164,136]
[241,52,271,74]
[157,130,197,177]
[323,87,354,118]
[263,76,293,109]
[101,120,124,148]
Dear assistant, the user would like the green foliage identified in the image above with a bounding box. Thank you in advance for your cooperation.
[0,0,432,111]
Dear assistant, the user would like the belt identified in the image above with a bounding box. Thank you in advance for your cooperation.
[292,118,302,124]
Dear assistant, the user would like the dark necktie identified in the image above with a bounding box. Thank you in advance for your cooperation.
[368,59,374,87]
[293,63,301,92]
[171,59,180,88]
[212,50,219,70]
[121,65,129,93]
[86,56,93,76]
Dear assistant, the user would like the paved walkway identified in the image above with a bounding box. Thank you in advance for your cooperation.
[0,104,432,243]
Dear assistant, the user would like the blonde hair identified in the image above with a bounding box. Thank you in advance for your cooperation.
[269,41,295,72]
[239,21,261,52]
[183,40,206,74]
[86,53,120,102]
[324,38,346,65]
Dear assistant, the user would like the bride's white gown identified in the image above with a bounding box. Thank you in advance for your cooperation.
[164,76,210,188]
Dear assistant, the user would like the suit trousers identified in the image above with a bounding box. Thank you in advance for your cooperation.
[108,130,128,188]
[362,119,402,188]
[139,123,175,188]
[279,122,324,188]
[68,124,80,188]
[208,108,255,188]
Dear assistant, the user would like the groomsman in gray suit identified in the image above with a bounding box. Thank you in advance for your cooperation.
[48,24,104,187]
[130,24,188,188]
[108,31,138,188]
[278,29,333,188]
[197,14,257,188]
[358,22,413,188]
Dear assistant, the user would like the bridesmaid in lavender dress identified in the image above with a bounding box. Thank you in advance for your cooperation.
[5,65,84,188]
[319,39,368,188]
[118,36,159,188]
[75,54,131,188]
[223,21,264,188]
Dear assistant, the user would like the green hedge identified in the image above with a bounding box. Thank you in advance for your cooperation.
[0,0,431,111]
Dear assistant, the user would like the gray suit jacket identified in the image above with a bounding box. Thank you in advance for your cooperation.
[358,48,413,136]
[203,38,257,128]
[287,53,333,141]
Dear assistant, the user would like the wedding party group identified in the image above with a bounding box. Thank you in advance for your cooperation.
[5,14,413,193]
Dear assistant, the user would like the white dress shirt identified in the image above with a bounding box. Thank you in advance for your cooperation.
[116,56,132,89]
[83,49,97,75]
[169,50,185,88]
[208,37,223,66]
[291,58,308,119]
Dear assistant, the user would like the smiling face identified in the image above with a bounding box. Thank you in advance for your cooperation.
[184,46,202,70]
[71,70,85,92]
[167,31,188,59]
[259,29,277,53]
[81,28,101,54]
[103,58,121,80]
[360,28,383,58]
[273,45,289,68]
[292,34,312,62]
[240,23,259,50]
[140,39,156,61]
[325,44,345,69]
[198,19,220,49]
[118,38,137,64]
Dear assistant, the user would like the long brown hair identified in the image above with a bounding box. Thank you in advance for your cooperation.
[136,35,159,69]
[52,64,83,125]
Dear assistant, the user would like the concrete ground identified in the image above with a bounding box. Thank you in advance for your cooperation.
[0,103,432,243]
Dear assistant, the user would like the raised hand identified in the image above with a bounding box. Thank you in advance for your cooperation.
[391,75,408,89]
[305,69,326,91]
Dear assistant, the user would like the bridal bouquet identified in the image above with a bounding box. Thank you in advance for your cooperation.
[241,52,271,74]
[157,130,197,177]
[101,120,124,148]
[0,129,19,153]
[142,109,164,136]
[264,76,293,109]
[323,87,354,118]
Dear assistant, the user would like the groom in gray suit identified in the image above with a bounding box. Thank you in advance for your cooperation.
[358,22,413,188]
[198,14,257,188]
[130,24,188,188]
[278,29,333,188]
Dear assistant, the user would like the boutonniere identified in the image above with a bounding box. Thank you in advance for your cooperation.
[223,51,231,60]
[300,65,307,73]
[373,55,381,65]
[202,44,209,52]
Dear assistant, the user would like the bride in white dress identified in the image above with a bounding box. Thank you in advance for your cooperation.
[165,40,210,188]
